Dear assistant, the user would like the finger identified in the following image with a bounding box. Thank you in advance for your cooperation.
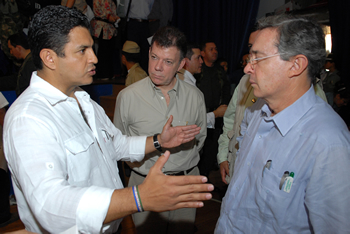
[158,199,209,212]
[172,201,205,209]
[179,124,200,131]
[163,115,173,131]
[174,192,213,206]
[220,171,226,183]
[167,174,210,187]
[170,180,214,195]
[167,115,174,127]
[222,178,228,184]
[152,150,170,172]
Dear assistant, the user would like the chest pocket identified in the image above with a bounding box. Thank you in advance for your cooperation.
[65,131,96,185]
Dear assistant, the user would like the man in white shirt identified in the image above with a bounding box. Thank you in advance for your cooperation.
[178,44,227,128]
[3,6,213,233]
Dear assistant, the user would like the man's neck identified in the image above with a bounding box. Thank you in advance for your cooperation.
[155,77,177,106]
[204,59,214,67]
[21,49,31,60]
[183,66,194,76]
[37,69,77,97]
[126,61,136,70]
[265,79,311,115]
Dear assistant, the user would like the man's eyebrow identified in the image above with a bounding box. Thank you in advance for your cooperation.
[250,50,266,56]
[77,44,92,50]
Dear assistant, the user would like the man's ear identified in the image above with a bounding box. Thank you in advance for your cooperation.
[39,49,57,70]
[200,50,205,58]
[183,57,190,69]
[288,55,308,78]
[121,54,126,64]
[177,58,186,71]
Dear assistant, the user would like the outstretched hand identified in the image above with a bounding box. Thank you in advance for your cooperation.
[158,115,201,148]
[139,151,214,212]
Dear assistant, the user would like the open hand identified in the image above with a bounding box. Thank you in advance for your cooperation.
[158,115,200,148]
[139,151,214,212]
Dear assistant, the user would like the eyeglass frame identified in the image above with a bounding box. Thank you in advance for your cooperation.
[247,53,285,67]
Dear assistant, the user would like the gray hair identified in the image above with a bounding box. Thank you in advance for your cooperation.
[258,14,326,83]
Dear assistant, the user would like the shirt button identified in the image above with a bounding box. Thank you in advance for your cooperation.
[259,135,262,139]
[247,162,251,166]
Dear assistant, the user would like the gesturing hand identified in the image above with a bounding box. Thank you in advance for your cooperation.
[139,151,213,212]
[158,115,201,148]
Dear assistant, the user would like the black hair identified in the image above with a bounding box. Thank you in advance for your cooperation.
[28,5,91,70]
[185,43,200,60]
[7,33,30,50]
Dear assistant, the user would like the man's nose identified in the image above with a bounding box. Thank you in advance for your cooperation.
[89,48,98,64]
[244,62,253,74]
[154,60,163,71]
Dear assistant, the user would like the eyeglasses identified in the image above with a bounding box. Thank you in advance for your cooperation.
[247,53,283,67]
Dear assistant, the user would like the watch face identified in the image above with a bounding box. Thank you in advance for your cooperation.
[154,141,160,148]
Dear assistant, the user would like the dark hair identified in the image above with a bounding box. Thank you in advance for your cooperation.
[151,26,187,61]
[28,5,91,70]
[258,14,326,83]
[122,51,140,63]
[185,43,200,60]
[8,33,30,50]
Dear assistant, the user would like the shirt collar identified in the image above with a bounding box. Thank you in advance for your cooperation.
[148,75,180,99]
[261,85,316,136]
[30,71,89,106]
[184,69,197,85]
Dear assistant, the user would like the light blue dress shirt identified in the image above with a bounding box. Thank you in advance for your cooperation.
[215,86,350,233]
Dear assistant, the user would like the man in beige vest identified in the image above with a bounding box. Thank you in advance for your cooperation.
[121,40,148,86]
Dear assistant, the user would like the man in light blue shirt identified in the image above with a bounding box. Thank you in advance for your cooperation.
[215,14,350,233]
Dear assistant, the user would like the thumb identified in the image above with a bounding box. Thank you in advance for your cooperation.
[163,115,173,131]
[152,150,170,172]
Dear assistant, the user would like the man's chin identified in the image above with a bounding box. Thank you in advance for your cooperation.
[80,76,94,87]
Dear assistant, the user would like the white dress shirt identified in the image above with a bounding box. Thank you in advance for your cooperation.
[182,69,215,128]
[4,72,146,233]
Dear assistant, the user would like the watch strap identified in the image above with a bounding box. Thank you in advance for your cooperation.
[153,134,162,152]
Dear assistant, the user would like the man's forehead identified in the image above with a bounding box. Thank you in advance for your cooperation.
[248,30,259,45]
[192,48,201,55]
[251,28,278,54]
[151,43,180,59]
[67,26,93,45]
[205,42,216,49]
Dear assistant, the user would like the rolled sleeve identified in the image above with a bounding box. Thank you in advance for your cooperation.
[76,186,116,233]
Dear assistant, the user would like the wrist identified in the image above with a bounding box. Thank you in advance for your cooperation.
[153,134,162,152]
